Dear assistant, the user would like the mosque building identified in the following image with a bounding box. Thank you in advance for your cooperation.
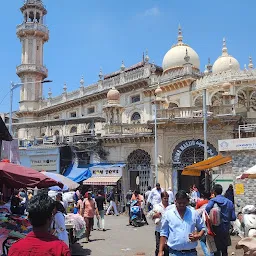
[9,0,256,197]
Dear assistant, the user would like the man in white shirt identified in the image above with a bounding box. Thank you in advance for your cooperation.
[152,191,169,256]
[147,183,163,207]
[167,187,174,205]
[144,186,152,212]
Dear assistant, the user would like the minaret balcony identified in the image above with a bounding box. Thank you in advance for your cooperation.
[16,22,49,40]
[16,64,48,77]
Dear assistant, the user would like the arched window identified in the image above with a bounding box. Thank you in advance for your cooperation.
[29,12,34,22]
[36,12,40,23]
[131,112,141,124]
[70,126,77,134]
[194,95,203,107]
[54,130,60,136]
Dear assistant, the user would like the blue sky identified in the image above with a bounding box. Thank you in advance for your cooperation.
[0,0,255,113]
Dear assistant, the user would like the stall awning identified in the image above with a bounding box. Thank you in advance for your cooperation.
[83,176,121,186]
[182,154,232,177]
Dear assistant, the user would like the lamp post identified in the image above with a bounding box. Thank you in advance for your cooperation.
[152,84,165,185]
[9,79,52,162]
[202,88,209,191]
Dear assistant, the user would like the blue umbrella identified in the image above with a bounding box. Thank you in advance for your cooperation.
[41,172,79,191]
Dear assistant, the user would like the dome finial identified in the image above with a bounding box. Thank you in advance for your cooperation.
[249,56,254,69]
[63,82,67,93]
[80,76,84,87]
[204,65,209,75]
[120,60,125,71]
[48,87,52,98]
[178,24,183,43]
[145,49,150,63]
[99,67,103,80]
[222,37,228,56]
[184,48,190,62]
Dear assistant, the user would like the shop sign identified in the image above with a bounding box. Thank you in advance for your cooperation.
[218,138,256,152]
[91,166,123,177]
[172,139,217,164]
[19,148,60,172]
[30,156,58,171]
[235,183,245,195]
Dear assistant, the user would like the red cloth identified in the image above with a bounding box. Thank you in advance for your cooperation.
[8,231,71,256]
[0,162,63,189]
[196,199,209,209]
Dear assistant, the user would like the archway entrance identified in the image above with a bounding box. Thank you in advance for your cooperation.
[127,149,151,195]
[172,139,218,193]
[178,147,205,192]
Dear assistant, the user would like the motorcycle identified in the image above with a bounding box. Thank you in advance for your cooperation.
[130,200,144,227]
[232,205,256,238]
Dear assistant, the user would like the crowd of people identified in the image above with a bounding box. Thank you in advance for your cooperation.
[5,183,238,256]
[146,183,236,256]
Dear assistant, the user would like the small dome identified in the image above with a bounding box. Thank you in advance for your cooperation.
[223,82,232,90]
[162,26,200,73]
[107,87,120,101]
[155,86,162,95]
[212,38,240,74]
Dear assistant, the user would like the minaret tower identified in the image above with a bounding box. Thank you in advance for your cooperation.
[16,0,49,112]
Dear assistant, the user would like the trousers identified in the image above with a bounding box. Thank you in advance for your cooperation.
[155,231,168,256]
[96,210,105,229]
[106,200,119,215]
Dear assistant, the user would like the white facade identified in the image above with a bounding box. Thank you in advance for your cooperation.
[11,0,256,193]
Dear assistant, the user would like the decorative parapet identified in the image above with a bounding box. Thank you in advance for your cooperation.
[195,69,256,90]
[104,123,153,136]
[16,64,48,77]
[39,65,151,109]
[155,67,201,85]
[158,105,235,120]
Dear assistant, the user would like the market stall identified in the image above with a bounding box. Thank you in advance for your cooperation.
[236,165,256,180]
[83,164,126,213]
[0,161,63,254]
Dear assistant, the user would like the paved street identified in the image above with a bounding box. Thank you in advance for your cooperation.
[71,215,243,256]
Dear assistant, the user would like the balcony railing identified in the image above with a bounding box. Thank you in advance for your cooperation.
[16,64,48,77]
[16,22,49,35]
[104,124,153,136]
[157,105,235,120]
[19,132,96,148]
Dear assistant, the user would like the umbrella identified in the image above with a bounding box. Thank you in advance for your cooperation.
[41,172,79,191]
[236,165,256,179]
[0,162,63,189]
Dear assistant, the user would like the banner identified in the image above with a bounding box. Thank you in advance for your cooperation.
[1,140,20,164]
[218,138,256,151]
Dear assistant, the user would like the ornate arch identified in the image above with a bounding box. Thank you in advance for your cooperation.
[127,149,151,169]
[168,102,179,108]
[70,126,77,134]
[126,108,143,124]
[172,139,218,166]
[210,91,223,106]
[131,112,141,124]
[54,130,60,136]
[193,95,203,107]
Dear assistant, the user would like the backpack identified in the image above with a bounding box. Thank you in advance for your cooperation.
[209,203,221,226]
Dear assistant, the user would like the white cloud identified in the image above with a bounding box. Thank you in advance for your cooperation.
[142,7,160,17]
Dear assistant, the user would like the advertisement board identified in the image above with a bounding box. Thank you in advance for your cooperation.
[218,138,256,151]
[19,147,60,172]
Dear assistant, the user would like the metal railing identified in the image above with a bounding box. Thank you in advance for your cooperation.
[238,124,256,138]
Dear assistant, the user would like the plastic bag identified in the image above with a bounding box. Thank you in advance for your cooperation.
[209,203,221,226]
